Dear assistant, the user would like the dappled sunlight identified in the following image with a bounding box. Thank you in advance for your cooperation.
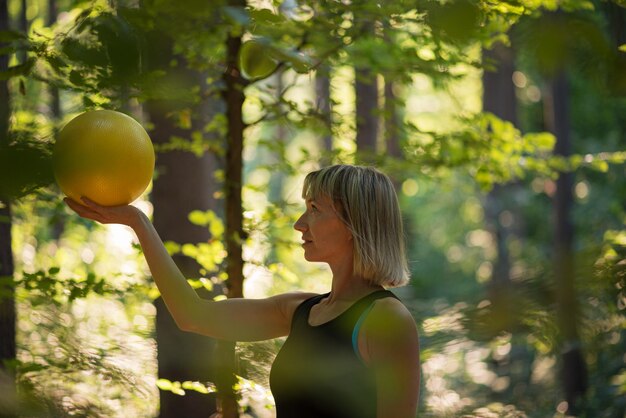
[422,302,468,336]
[11,196,159,416]
[15,295,159,416]
[465,348,496,385]
[530,356,556,385]
[422,349,472,415]
[2,1,624,416]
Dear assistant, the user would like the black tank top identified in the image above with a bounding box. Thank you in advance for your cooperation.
[269,290,399,418]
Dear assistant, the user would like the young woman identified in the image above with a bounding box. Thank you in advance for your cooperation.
[65,164,420,418]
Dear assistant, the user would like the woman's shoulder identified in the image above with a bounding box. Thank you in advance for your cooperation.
[365,295,418,337]
[271,291,321,321]
[359,293,419,367]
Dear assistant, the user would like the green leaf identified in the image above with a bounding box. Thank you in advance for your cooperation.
[0,58,35,80]
[182,381,212,394]
[164,241,181,255]
[590,159,609,172]
[606,151,626,164]
[17,362,46,374]
[157,379,185,396]
[188,210,211,226]
[0,30,27,42]
[425,0,481,44]
[269,47,313,73]
[181,243,199,258]
[249,8,285,25]
[156,378,172,391]
[61,37,107,67]
[568,154,583,170]
[524,132,556,152]
[69,70,85,86]
[240,39,279,80]
[223,6,250,26]
[188,210,224,238]
[0,140,54,200]
[0,45,16,56]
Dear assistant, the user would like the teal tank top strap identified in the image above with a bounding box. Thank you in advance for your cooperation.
[351,290,399,363]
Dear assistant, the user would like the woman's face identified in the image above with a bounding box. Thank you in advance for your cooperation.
[294,194,353,265]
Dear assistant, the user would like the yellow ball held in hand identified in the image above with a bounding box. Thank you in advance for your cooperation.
[53,109,155,206]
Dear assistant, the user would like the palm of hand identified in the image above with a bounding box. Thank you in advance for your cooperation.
[64,197,140,227]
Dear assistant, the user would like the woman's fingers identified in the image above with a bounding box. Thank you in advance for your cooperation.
[80,196,95,206]
[64,198,103,222]
[64,196,140,226]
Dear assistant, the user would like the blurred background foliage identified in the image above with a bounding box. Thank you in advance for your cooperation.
[0,0,624,417]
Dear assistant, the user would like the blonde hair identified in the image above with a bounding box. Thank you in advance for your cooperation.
[302,165,410,287]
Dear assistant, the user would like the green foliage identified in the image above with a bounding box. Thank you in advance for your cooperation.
[596,229,626,313]
[13,268,150,306]
[161,211,227,273]
[156,378,214,395]
[518,11,623,90]
[188,209,225,238]
[423,0,482,45]
[2,0,624,416]
[0,137,54,200]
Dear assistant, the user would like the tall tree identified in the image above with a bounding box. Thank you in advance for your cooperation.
[141,21,223,415]
[147,101,222,418]
[17,0,27,64]
[481,38,533,406]
[354,17,379,161]
[214,9,247,414]
[545,69,587,414]
[383,80,400,160]
[47,0,60,121]
[355,63,379,161]
[481,41,516,311]
[0,0,17,415]
[269,70,288,202]
[315,65,333,163]
[381,19,400,165]
[47,0,65,242]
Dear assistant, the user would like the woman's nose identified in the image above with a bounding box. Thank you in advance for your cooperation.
[294,214,307,232]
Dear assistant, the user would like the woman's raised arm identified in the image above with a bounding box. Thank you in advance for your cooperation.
[64,197,313,342]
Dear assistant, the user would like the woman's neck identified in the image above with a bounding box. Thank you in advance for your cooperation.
[327,261,383,303]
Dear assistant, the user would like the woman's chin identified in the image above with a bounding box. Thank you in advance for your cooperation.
[302,252,320,262]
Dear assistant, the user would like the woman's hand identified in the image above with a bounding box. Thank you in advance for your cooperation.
[64,197,143,228]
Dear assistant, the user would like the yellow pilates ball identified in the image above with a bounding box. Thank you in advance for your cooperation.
[53,110,155,206]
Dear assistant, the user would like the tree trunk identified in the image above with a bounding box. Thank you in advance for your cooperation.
[383,76,404,191]
[47,0,60,121]
[213,19,247,418]
[604,1,626,47]
[0,205,15,339]
[146,66,222,417]
[0,0,9,139]
[544,71,587,414]
[383,80,400,160]
[0,0,16,415]
[269,71,287,203]
[481,41,516,303]
[47,0,65,242]
[17,0,27,65]
[483,43,517,126]
[355,20,379,162]
[355,66,379,161]
[315,65,333,164]
[382,22,400,163]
